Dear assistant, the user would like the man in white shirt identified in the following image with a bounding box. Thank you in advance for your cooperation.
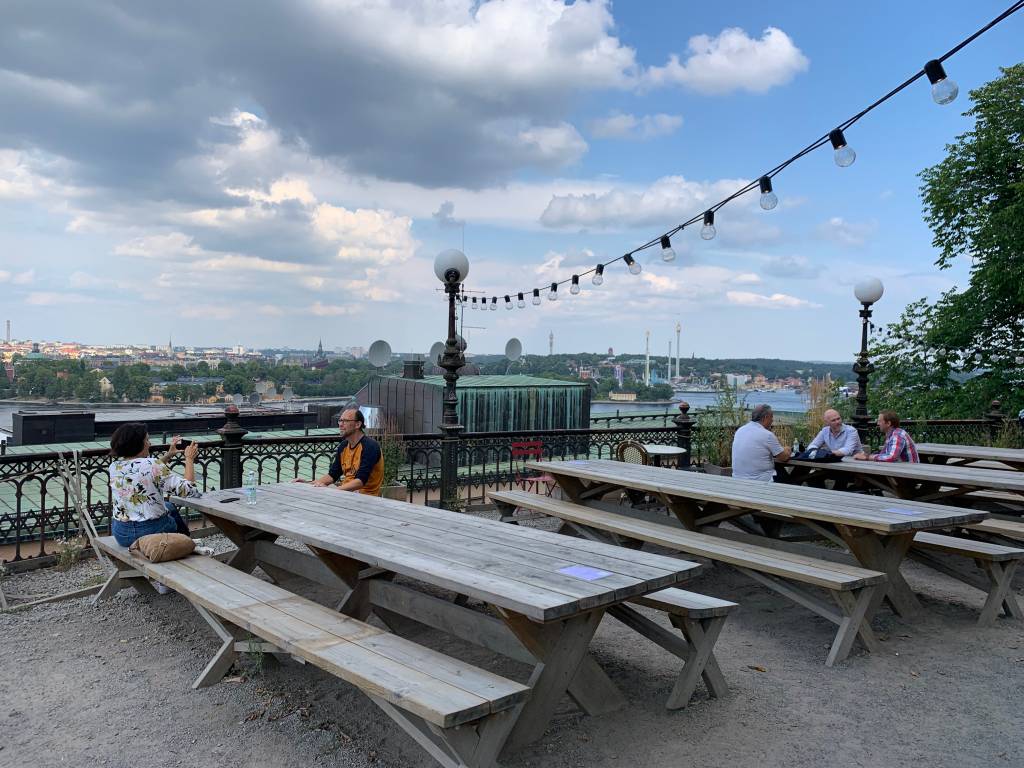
[808,409,862,457]
[731,404,791,482]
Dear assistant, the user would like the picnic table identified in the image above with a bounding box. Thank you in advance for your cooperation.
[916,443,1024,472]
[525,459,988,624]
[781,456,1024,505]
[178,482,701,752]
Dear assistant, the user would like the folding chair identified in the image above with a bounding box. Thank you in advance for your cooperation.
[511,440,556,496]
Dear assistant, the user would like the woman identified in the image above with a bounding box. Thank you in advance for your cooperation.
[108,423,202,548]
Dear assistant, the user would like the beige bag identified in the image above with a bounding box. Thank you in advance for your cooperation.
[130,532,195,562]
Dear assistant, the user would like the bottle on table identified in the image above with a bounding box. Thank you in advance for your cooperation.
[244,469,257,505]
[792,438,800,454]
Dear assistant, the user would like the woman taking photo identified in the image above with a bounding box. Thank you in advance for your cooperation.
[108,423,202,548]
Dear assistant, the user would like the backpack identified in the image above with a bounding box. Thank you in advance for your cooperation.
[794,446,843,463]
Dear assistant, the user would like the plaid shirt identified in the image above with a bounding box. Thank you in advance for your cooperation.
[873,427,919,463]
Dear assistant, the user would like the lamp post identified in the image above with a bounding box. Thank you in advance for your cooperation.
[433,249,470,510]
[852,277,884,442]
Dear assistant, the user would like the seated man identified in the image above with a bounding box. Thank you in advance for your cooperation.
[854,410,919,462]
[731,404,791,482]
[808,409,862,457]
[305,408,384,494]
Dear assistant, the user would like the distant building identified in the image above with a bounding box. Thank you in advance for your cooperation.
[609,390,637,402]
[99,377,114,397]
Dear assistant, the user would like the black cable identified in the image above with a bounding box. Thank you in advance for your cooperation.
[473,1,1024,298]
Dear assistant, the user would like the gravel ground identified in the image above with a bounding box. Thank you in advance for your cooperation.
[2,530,1023,768]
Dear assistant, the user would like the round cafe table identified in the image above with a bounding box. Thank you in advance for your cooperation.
[642,444,687,468]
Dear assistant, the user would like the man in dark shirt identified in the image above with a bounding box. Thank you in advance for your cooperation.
[304,408,383,495]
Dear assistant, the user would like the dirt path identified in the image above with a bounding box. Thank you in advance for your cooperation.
[2,540,1022,768]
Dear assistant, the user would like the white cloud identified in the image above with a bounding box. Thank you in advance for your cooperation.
[645,27,809,94]
[590,112,683,140]
[191,255,308,273]
[114,232,204,259]
[0,271,9,283]
[309,301,357,317]
[725,291,821,309]
[733,272,761,284]
[818,217,877,247]
[25,291,96,306]
[313,204,417,265]
[180,304,238,320]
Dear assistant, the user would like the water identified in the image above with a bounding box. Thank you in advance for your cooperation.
[591,389,808,416]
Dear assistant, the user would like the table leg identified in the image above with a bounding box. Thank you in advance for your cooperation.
[308,545,373,620]
[205,513,282,578]
[499,608,617,752]
[836,527,920,618]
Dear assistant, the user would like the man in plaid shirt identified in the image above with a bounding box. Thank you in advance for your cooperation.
[854,410,919,462]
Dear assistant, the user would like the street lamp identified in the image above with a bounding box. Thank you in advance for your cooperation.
[433,249,469,510]
[852,276,884,441]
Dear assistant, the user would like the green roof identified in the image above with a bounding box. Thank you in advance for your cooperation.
[402,374,587,389]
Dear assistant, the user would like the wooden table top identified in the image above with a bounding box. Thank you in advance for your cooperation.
[916,443,1024,467]
[178,482,700,622]
[526,459,987,534]
[785,456,1024,492]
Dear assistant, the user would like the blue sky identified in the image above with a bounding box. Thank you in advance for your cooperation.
[0,1,1020,360]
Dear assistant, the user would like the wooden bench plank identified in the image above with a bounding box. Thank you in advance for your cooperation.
[965,518,1024,542]
[628,587,736,619]
[913,532,1024,562]
[95,537,529,729]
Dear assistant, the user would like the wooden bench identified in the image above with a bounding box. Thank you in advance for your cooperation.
[490,490,887,667]
[94,536,529,768]
[909,532,1023,626]
[964,517,1024,543]
[606,587,735,709]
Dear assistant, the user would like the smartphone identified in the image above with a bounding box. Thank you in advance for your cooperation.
[219,496,240,504]
[176,439,193,450]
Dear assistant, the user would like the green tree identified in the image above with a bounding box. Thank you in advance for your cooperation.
[872,64,1024,417]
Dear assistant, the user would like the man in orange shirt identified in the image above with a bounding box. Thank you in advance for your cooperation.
[305,408,383,495]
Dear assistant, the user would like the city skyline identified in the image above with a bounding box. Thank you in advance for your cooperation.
[0,2,1020,359]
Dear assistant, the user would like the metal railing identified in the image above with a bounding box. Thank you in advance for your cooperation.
[1,403,1017,565]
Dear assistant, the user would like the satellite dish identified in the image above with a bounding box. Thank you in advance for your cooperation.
[248,393,261,406]
[232,393,243,407]
[428,341,445,365]
[505,338,522,362]
[368,340,392,368]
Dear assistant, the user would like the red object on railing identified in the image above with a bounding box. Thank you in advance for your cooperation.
[510,440,555,496]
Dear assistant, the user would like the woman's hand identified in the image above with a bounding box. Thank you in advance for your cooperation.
[184,442,199,463]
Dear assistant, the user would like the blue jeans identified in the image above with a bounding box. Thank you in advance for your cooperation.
[111,503,190,548]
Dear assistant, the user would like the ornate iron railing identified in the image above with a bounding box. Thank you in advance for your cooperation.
[1,407,1016,565]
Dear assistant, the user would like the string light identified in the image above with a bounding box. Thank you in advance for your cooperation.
[829,128,856,167]
[758,176,778,210]
[471,297,478,310]
[925,59,959,104]
[700,211,716,240]
[504,294,512,310]
[570,275,581,294]
[660,235,676,262]
[464,3,1024,308]
[548,282,558,301]
[490,296,497,311]
[517,292,526,308]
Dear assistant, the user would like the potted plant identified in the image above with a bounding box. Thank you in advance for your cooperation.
[375,414,408,501]
[698,385,748,476]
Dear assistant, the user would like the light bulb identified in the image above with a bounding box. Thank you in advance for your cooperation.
[504,295,512,310]
[700,210,716,240]
[548,282,558,301]
[925,59,958,105]
[471,297,478,310]
[592,264,604,286]
[758,175,778,211]
[517,292,525,308]
[660,235,676,263]
[490,297,497,311]
[623,254,641,275]
[532,289,541,306]
[570,275,580,295]
[829,128,855,167]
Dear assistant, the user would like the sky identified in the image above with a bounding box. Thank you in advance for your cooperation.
[0,0,1021,360]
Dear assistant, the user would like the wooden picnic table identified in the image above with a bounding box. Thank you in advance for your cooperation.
[178,482,701,752]
[916,443,1024,472]
[780,456,1024,505]
[525,458,987,623]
